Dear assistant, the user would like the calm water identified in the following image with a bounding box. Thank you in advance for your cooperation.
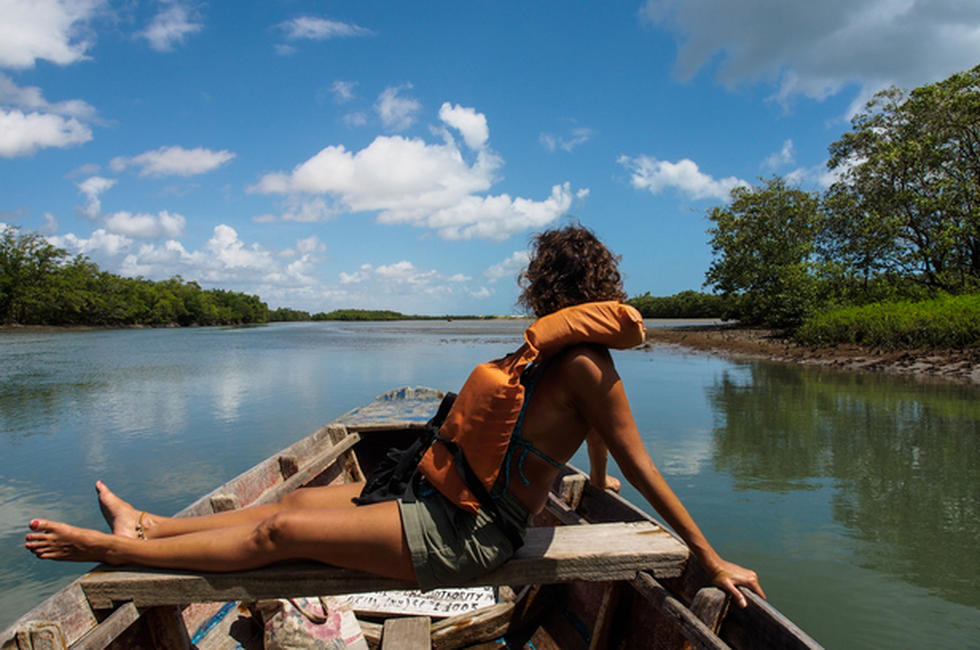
[1,322,977,648]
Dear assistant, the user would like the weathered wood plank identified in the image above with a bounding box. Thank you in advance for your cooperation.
[12,621,66,650]
[66,603,138,650]
[691,587,729,634]
[80,522,687,609]
[630,572,731,650]
[719,590,824,650]
[249,432,359,506]
[545,493,587,526]
[429,602,514,650]
[380,616,430,650]
[587,583,620,650]
[559,474,586,510]
[1,583,98,649]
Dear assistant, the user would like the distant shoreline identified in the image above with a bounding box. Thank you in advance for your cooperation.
[643,324,980,384]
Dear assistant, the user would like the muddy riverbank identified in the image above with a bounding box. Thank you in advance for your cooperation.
[643,324,980,384]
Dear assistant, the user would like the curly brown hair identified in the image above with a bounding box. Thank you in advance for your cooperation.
[518,224,627,317]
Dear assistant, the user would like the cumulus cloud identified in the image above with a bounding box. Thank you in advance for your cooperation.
[438,103,489,150]
[104,210,185,238]
[76,175,116,219]
[113,225,318,288]
[331,80,357,102]
[764,139,795,170]
[0,109,91,157]
[484,250,530,283]
[279,16,373,40]
[0,0,103,69]
[641,0,980,110]
[332,258,499,313]
[343,112,367,127]
[49,228,132,257]
[251,104,578,240]
[619,154,748,201]
[376,84,421,131]
[540,127,594,153]
[139,1,202,52]
[111,145,235,177]
[0,74,96,120]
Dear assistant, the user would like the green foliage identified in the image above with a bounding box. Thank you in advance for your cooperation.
[0,224,271,327]
[269,307,312,322]
[312,309,408,321]
[795,295,980,349]
[627,290,729,318]
[824,64,980,294]
[705,177,822,328]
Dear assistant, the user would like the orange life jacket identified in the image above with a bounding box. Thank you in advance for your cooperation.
[417,300,646,513]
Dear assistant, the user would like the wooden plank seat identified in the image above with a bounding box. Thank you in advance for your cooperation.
[79,521,688,609]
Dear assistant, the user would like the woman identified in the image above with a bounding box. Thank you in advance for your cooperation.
[25,225,764,608]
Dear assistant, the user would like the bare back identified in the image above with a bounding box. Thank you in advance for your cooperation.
[503,344,618,514]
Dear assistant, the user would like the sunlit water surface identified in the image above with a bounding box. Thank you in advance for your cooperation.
[1,322,977,648]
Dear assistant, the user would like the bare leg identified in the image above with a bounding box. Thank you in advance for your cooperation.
[27,500,414,581]
[96,480,365,540]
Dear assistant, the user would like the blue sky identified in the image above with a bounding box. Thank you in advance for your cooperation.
[2,1,979,315]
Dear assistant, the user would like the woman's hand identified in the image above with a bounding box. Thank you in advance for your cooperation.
[589,474,621,492]
[709,560,766,608]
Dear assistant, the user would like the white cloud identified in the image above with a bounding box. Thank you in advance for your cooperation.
[398,183,575,241]
[111,145,235,177]
[140,1,202,52]
[540,127,594,153]
[343,111,367,127]
[785,160,844,190]
[0,74,96,120]
[331,80,357,102]
[104,210,185,238]
[49,228,132,257]
[376,84,421,132]
[0,108,91,157]
[274,43,296,57]
[334,260,477,308]
[438,102,489,150]
[641,0,980,109]
[116,225,317,288]
[76,175,116,218]
[41,212,59,234]
[296,234,326,255]
[484,250,530,283]
[618,154,748,201]
[279,16,373,40]
[764,139,795,170]
[0,0,103,69]
[250,105,579,241]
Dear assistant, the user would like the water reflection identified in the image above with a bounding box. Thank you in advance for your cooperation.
[708,362,980,608]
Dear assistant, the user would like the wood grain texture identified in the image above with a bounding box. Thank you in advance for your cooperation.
[380,616,430,650]
[66,602,138,650]
[631,572,731,650]
[79,522,687,609]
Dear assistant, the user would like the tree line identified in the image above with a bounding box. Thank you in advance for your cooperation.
[0,226,272,326]
[701,64,980,346]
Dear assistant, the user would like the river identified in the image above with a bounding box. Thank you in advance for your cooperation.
[1,321,977,647]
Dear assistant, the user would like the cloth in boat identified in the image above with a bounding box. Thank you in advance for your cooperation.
[397,477,531,591]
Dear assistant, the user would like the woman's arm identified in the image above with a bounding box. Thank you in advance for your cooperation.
[586,431,621,492]
[565,347,765,607]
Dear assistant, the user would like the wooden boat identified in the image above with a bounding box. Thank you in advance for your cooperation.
[2,387,822,649]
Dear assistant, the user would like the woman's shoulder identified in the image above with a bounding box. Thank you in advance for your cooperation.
[549,344,619,386]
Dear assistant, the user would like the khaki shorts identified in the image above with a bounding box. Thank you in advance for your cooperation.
[398,481,531,591]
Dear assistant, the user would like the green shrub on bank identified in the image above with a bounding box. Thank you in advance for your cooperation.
[795,295,980,349]
[627,290,729,319]
[312,309,407,321]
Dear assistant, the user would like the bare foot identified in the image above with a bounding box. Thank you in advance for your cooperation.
[96,480,145,539]
[25,519,118,564]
